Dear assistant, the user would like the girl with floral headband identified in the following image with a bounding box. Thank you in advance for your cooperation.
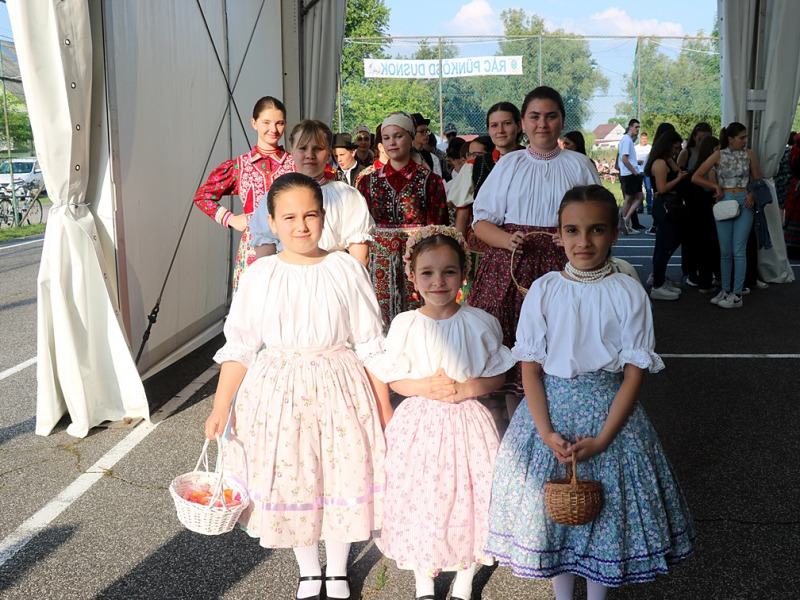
[370,226,514,600]
[357,111,449,326]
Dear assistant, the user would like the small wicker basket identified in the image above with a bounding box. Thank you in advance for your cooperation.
[169,437,249,535]
[544,452,603,526]
[509,231,557,297]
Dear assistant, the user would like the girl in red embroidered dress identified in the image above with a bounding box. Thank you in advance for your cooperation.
[193,96,295,290]
[357,112,449,326]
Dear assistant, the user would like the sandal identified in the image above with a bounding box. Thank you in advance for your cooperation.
[296,575,323,600]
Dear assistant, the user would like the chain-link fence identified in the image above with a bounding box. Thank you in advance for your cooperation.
[337,34,721,160]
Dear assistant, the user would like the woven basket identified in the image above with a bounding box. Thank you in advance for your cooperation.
[544,452,603,526]
[169,437,249,535]
[509,231,557,297]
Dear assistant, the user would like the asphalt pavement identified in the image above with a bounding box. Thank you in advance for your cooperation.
[1,213,799,600]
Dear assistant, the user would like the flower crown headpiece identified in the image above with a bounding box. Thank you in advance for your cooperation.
[403,225,472,279]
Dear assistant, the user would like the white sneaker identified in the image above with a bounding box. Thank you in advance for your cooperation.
[664,280,682,294]
[650,286,680,300]
[756,279,769,289]
[718,293,743,309]
[646,274,681,293]
[740,287,750,296]
[710,290,728,305]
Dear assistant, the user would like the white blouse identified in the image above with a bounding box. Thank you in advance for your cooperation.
[248,180,375,251]
[371,305,514,384]
[513,271,664,378]
[472,149,600,228]
[214,252,384,369]
[447,162,475,208]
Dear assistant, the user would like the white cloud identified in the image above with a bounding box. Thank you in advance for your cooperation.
[445,0,504,36]
[548,7,684,37]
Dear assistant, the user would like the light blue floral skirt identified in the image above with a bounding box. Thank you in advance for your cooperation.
[486,371,695,586]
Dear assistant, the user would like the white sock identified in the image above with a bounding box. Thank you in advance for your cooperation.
[551,573,575,600]
[413,568,435,597]
[451,563,477,599]
[586,578,608,600]
[293,543,322,598]
[324,540,351,598]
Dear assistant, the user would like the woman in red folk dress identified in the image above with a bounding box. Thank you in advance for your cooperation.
[357,111,449,326]
[193,96,295,290]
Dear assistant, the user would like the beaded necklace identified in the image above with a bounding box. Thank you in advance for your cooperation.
[564,259,613,283]
[527,145,561,161]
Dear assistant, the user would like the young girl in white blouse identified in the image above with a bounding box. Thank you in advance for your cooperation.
[205,173,392,600]
[486,185,694,600]
[371,226,514,600]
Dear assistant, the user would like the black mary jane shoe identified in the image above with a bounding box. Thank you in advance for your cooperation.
[415,596,436,600]
[296,575,323,600]
[324,574,351,600]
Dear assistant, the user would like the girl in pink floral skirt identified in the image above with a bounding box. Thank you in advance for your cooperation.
[371,226,514,600]
[205,173,392,600]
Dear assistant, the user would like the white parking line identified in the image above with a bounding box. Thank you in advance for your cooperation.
[661,353,800,358]
[0,238,44,251]
[0,363,220,567]
[0,357,37,381]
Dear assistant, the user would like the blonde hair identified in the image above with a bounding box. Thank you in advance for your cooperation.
[289,119,333,151]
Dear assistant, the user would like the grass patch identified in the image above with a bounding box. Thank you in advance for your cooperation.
[0,222,46,242]
[601,180,624,204]
[373,560,389,591]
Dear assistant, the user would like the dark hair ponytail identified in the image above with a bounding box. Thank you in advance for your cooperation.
[266,172,323,217]
[720,122,746,149]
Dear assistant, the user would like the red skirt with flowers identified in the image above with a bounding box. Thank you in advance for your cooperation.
[233,227,257,293]
[370,227,422,327]
[466,224,566,396]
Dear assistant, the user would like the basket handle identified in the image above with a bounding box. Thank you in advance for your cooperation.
[569,452,578,486]
[509,231,555,295]
[194,435,231,510]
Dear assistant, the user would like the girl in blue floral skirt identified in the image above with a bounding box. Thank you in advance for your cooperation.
[485,185,694,599]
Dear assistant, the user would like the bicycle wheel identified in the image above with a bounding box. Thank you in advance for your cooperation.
[0,199,14,228]
[24,199,43,225]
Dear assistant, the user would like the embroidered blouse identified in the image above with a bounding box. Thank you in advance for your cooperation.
[193,146,295,228]
[357,160,448,227]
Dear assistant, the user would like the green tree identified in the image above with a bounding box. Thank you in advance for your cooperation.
[0,93,32,149]
[468,10,609,132]
[615,35,721,139]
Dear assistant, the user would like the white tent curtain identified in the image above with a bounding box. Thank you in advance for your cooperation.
[719,0,800,283]
[302,0,347,123]
[8,0,149,438]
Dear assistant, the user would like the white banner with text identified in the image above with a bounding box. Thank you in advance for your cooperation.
[364,56,524,79]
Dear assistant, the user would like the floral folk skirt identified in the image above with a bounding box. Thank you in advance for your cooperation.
[466,224,566,395]
[377,397,500,573]
[485,371,695,586]
[369,227,422,327]
[222,345,386,548]
[232,227,257,293]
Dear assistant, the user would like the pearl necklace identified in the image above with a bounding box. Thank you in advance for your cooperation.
[564,260,613,283]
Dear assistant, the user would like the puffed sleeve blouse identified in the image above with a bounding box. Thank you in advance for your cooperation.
[370,305,515,384]
[472,148,601,228]
[214,252,384,369]
[248,180,376,252]
[512,271,664,378]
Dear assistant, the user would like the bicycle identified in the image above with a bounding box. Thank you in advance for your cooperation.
[0,182,44,228]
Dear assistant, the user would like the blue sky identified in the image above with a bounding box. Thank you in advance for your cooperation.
[384,0,716,37]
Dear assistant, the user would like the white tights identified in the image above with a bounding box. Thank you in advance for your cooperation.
[552,573,608,600]
[413,563,477,600]
[293,541,351,599]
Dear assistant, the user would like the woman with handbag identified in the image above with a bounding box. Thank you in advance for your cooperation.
[643,130,689,301]
[692,122,763,309]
